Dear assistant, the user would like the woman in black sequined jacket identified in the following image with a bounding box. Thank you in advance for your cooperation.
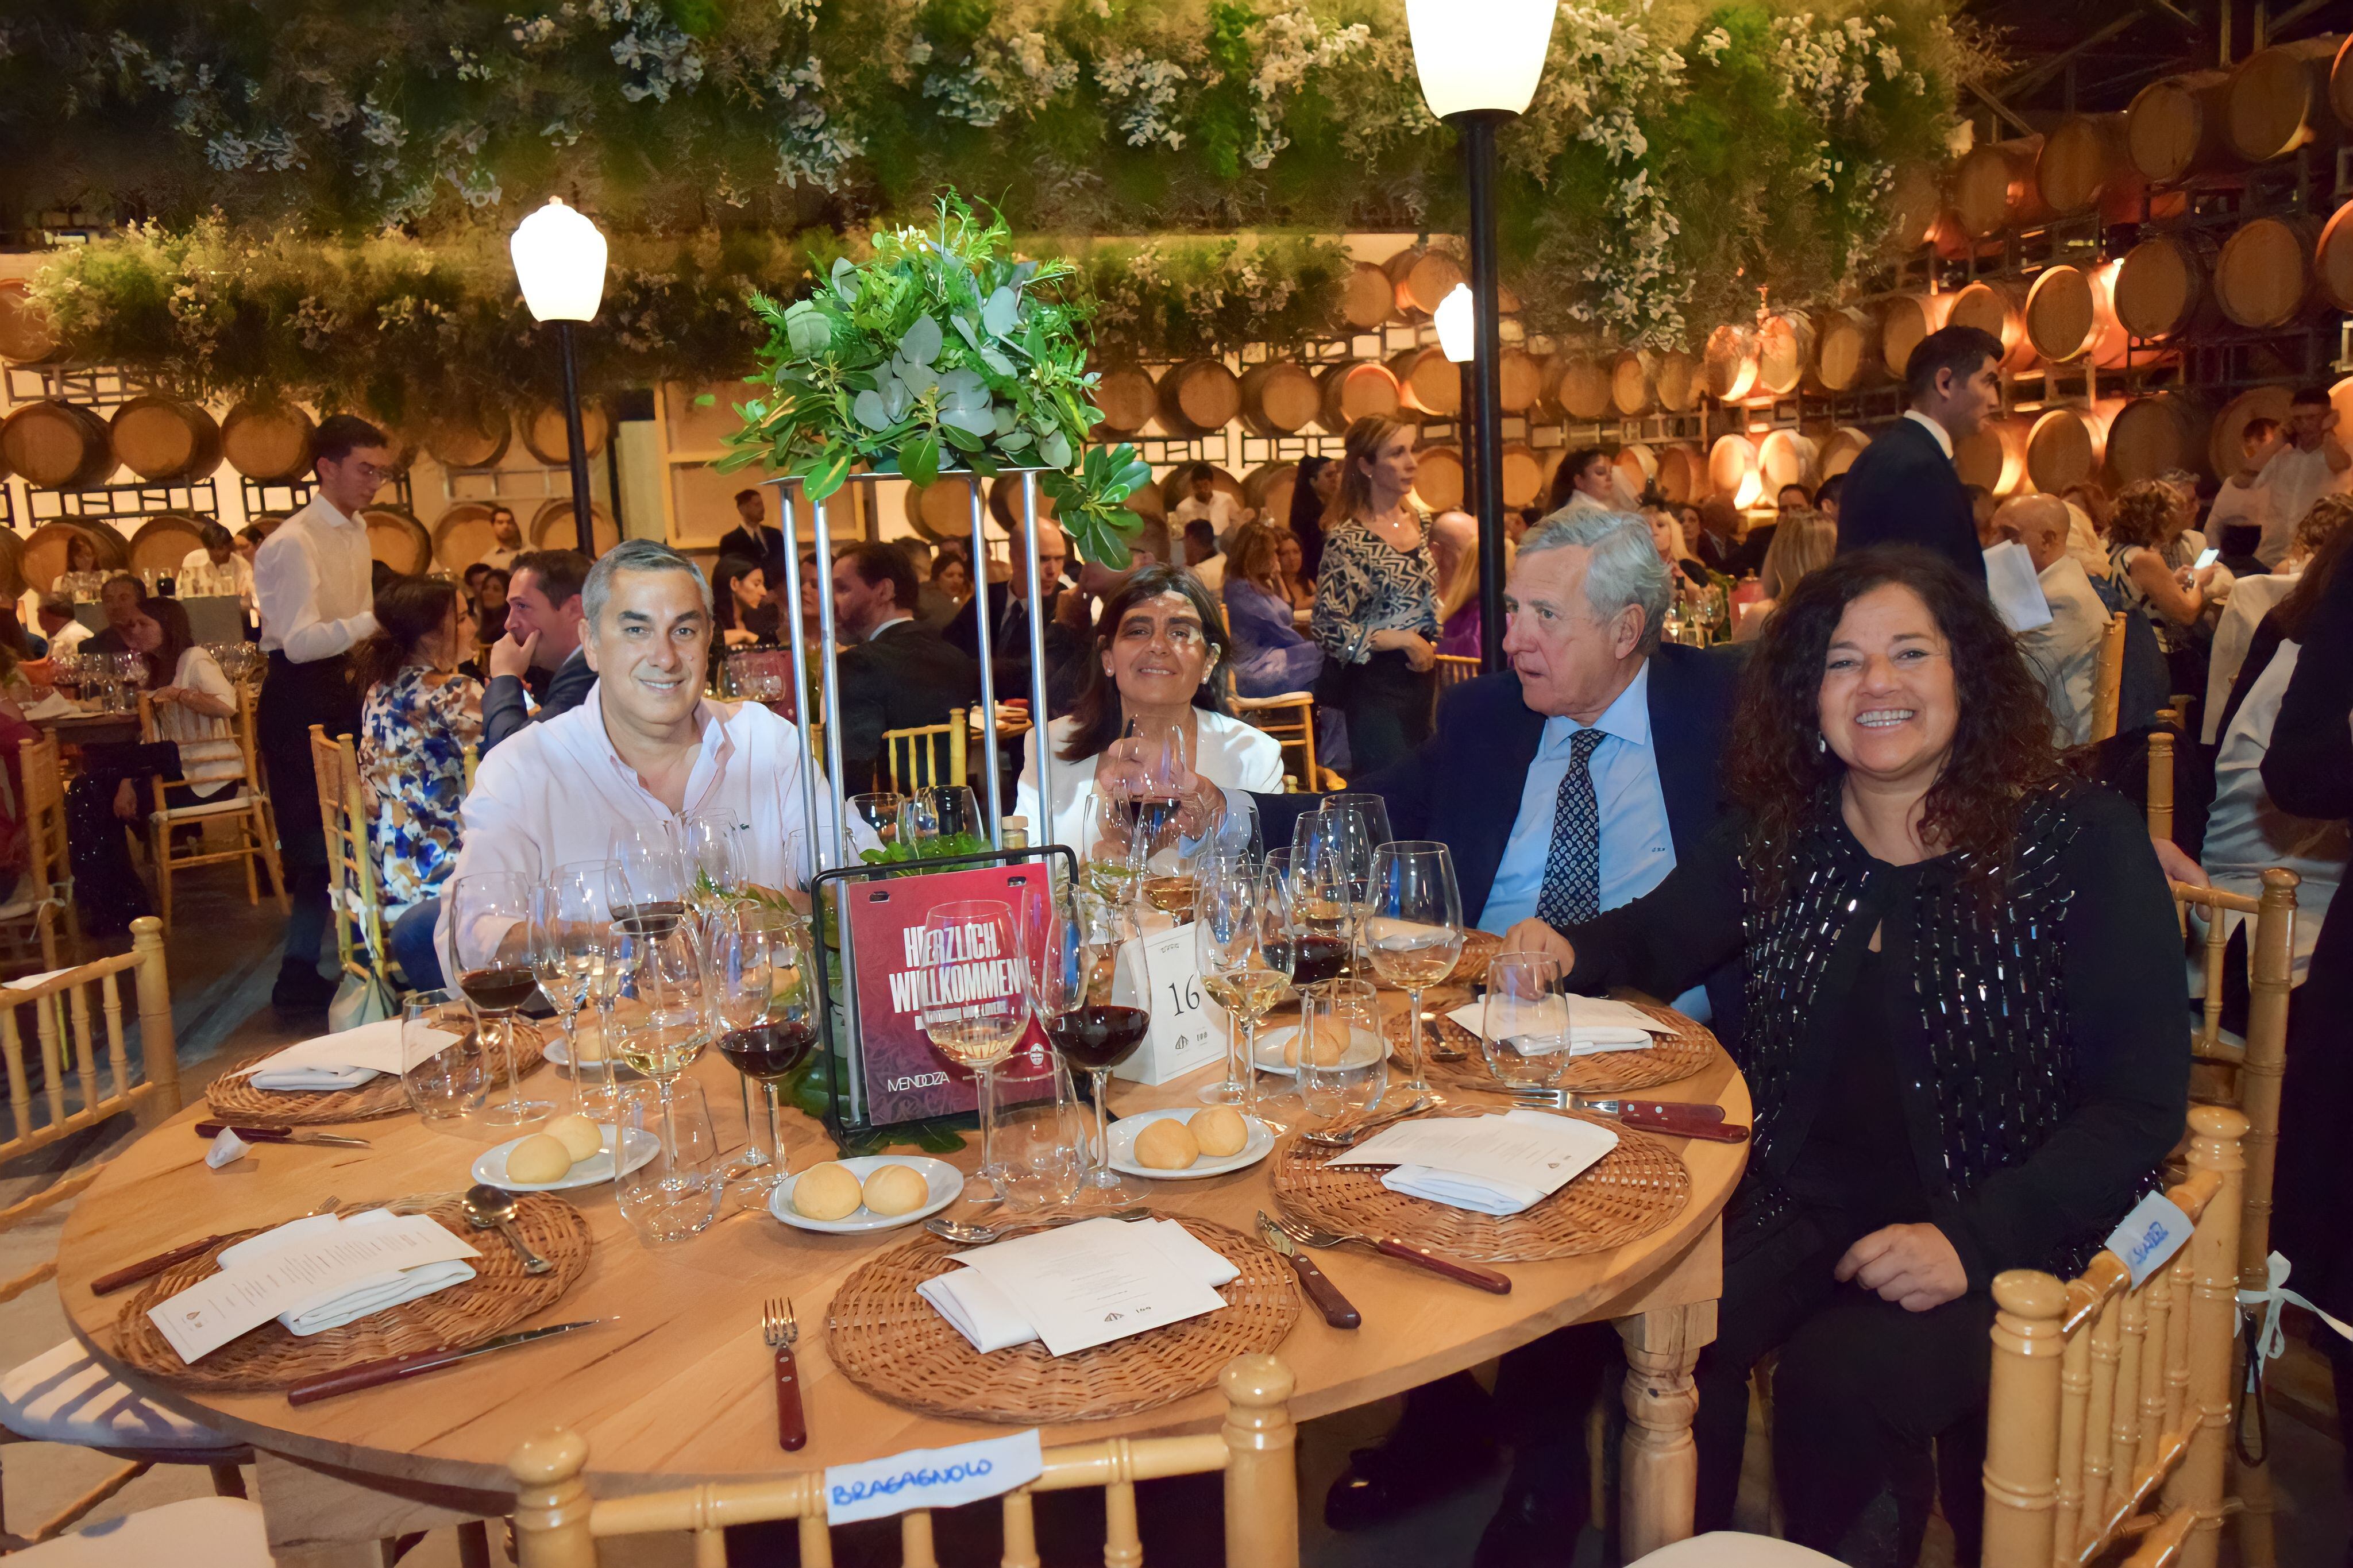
[1552,546,2187,1565]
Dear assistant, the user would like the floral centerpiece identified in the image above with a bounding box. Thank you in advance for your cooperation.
[721,194,1150,566]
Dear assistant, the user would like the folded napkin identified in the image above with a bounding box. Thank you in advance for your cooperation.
[248,1062,378,1091]
[20,692,84,721]
[1443,996,1662,1057]
[217,1210,477,1337]
[245,1017,410,1091]
[917,1220,1237,1354]
[1375,1109,1619,1218]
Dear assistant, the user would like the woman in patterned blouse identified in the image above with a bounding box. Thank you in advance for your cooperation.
[1310,416,1440,773]
[354,577,484,920]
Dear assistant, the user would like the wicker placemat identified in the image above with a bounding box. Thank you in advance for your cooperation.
[205,1021,548,1125]
[1445,929,1502,987]
[1271,1107,1691,1263]
[1384,999,1718,1094]
[827,1216,1299,1425]
[111,1192,592,1391]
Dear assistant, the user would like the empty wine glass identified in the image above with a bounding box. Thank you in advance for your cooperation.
[916,900,1031,1200]
[615,1080,723,1244]
[1034,886,1148,1206]
[1321,794,1395,858]
[1481,953,1568,1090]
[847,791,904,857]
[1364,842,1465,1102]
[531,860,616,1119]
[443,871,554,1127]
[1297,978,1388,1125]
[1194,854,1292,1114]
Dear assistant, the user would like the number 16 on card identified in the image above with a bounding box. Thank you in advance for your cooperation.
[1110,925,1226,1087]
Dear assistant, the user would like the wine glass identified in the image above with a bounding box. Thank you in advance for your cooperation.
[443,871,556,1127]
[1194,854,1293,1114]
[608,823,689,922]
[900,785,985,852]
[710,904,818,1192]
[531,860,617,1120]
[916,900,1031,1201]
[1284,829,1362,986]
[847,791,904,857]
[1034,886,1149,1206]
[678,812,747,926]
[603,910,709,1095]
[1364,841,1465,1102]
[1083,789,1144,905]
[1481,953,1568,1090]
[1321,794,1395,859]
[615,1080,723,1244]
[1297,978,1389,1126]
[400,988,487,1123]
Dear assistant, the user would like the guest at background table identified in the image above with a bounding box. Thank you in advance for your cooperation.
[481,549,593,755]
[2108,478,2220,698]
[1542,446,1615,520]
[32,596,84,661]
[1311,417,1440,774]
[2000,495,2109,748]
[1017,565,1279,857]
[2257,509,2353,1477]
[1287,454,1339,582]
[1181,518,1225,591]
[1837,325,1999,586]
[1529,546,2184,1563]
[2206,415,2281,570]
[1224,523,1325,698]
[831,541,979,792]
[716,487,787,585]
[178,520,253,604]
[925,547,973,628]
[254,414,389,1014]
[946,521,1066,699]
[712,557,781,647]
[478,505,524,573]
[1735,507,1837,644]
[398,540,828,987]
[1275,526,1316,615]
[1642,502,1708,594]
[1690,496,1763,580]
[1171,462,1246,550]
[1815,472,1845,527]
[80,574,146,658]
[469,567,510,662]
[796,551,831,645]
[354,577,483,929]
[1140,512,1745,1554]
[1420,510,1479,662]
[2252,386,2351,569]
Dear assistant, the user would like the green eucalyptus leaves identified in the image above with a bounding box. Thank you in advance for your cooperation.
[722,194,1150,567]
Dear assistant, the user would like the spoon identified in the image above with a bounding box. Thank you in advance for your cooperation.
[463,1184,553,1275]
[926,1204,1150,1246]
[1298,1096,1433,1149]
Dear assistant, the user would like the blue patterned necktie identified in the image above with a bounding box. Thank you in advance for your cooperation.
[1534,728,1609,930]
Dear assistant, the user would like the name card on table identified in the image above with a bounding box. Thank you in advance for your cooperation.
[1108,923,1228,1087]
[825,1431,1044,1525]
[2105,1190,2195,1288]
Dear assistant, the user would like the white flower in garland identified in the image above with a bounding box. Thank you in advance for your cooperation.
[1096,47,1189,150]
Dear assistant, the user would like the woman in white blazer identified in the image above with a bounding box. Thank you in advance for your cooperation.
[1016,564,1284,856]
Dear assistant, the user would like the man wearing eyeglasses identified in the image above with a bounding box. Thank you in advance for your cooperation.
[253,414,394,1014]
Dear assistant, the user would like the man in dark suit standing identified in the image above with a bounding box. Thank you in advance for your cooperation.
[717,488,787,584]
[482,549,596,753]
[833,542,981,791]
[1103,510,1745,1562]
[1837,323,2002,585]
[943,520,1067,694]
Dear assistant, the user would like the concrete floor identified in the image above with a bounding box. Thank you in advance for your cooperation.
[3,863,2346,1565]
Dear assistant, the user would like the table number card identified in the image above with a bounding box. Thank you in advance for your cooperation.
[824,1431,1044,1525]
[1109,923,1227,1087]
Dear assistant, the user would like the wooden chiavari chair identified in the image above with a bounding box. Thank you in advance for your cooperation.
[881,708,969,794]
[1231,693,1338,792]
[507,1355,1300,1568]
[2170,868,2296,1568]
[1981,1104,2247,1568]
[0,920,253,1551]
[0,735,78,975]
[1434,654,1481,688]
[308,725,400,997]
[2090,612,2128,744]
[2147,728,2174,841]
[138,682,287,934]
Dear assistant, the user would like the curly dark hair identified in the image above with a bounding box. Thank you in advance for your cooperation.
[1723,547,2068,896]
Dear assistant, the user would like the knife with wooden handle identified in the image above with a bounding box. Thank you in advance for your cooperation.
[196,1122,371,1148]
[1370,1237,1514,1294]
[286,1320,611,1405]
[1616,1106,1749,1142]
[90,1235,229,1296]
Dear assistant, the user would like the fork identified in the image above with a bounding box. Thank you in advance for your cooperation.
[1267,1211,1512,1295]
[926,1204,1150,1245]
[763,1297,806,1451]
[1297,1096,1432,1149]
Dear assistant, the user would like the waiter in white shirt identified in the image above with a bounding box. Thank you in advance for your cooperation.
[2254,387,2352,565]
[394,539,832,987]
[178,520,256,603]
[253,415,391,1013]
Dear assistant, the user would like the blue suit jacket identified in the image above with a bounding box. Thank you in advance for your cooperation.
[1251,640,1749,1043]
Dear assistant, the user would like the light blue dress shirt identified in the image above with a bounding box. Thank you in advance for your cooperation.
[1475,663,1710,1020]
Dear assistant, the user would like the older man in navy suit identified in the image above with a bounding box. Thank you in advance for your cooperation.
[1836,323,2003,586]
[1105,511,1744,1563]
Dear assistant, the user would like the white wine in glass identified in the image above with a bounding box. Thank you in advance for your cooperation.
[916,900,1031,1201]
[1141,874,1198,916]
[1202,964,1290,1019]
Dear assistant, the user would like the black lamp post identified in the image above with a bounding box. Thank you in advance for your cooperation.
[511,197,610,557]
[1407,0,1555,673]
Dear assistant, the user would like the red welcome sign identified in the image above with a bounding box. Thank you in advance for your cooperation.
[843,863,1060,1128]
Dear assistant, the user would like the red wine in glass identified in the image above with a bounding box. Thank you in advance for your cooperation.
[719,1020,819,1083]
[458,964,541,1013]
[1045,1005,1151,1072]
[1275,934,1349,987]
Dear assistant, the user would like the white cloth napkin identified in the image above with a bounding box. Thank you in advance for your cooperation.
[1376,1109,1618,1217]
[215,1210,476,1337]
[917,1220,1237,1353]
[245,1017,410,1090]
[19,692,83,721]
[1443,997,1661,1056]
[248,1062,377,1091]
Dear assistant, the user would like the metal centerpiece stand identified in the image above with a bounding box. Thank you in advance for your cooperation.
[762,465,1066,1143]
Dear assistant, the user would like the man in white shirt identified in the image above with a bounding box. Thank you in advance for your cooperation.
[2003,495,2109,747]
[1181,519,1225,590]
[34,596,90,659]
[253,415,391,1013]
[393,540,832,987]
[479,505,524,573]
[2206,417,2281,567]
[2253,387,2351,567]
[177,522,254,603]
[1169,464,1245,549]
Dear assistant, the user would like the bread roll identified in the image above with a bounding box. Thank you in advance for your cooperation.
[1284,1017,1351,1067]
[1134,1118,1201,1170]
[506,1133,573,1184]
[546,1114,604,1163]
[792,1161,865,1220]
[1191,1105,1248,1157]
[569,1014,604,1062]
[862,1163,930,1216]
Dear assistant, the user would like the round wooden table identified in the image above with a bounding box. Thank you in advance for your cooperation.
[56,1014,1747,1566]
